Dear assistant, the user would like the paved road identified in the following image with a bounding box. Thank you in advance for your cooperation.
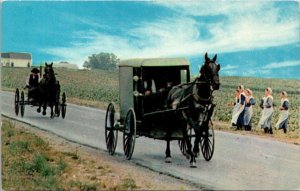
[1,91,300,190]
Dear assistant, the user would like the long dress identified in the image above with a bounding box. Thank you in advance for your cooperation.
[258,95,274,131]
[244,96,256,130]
[275,98,289,131]
[231,93,246,126]
[231,97,239,126]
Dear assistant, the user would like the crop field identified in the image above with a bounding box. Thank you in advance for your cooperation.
[2,67,299,132]
[213,76,300,132]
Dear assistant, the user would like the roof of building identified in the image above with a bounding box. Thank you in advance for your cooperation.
[1,52,32,60]
[118,58,190,67]
[53,62,79,69]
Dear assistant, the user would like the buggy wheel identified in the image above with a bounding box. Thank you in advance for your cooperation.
[105,102,118,155]
[61,92,67,119]
[20,91,25,117]
[178,127,193,157]
[200,121,215,161]
[15,88,20,116]
[123,108,136,160]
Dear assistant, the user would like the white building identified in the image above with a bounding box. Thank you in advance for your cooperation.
[1,52,32,67]
[53,61,78,69]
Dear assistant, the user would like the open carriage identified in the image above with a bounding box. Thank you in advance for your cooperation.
[14,64,67,119]
[105,57,218,166]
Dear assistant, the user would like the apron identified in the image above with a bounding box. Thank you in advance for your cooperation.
[258,95,273,128]
[275,98,289,129]
[231,93,245,125]
[244,96,254,126]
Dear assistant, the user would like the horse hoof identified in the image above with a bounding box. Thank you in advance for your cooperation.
[165,157,172,163]
[190,162,197,168]
[42,111,46,116]
[37,108,41,113]
[185,154,190,160]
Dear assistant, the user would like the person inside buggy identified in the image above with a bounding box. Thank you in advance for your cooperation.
[26,68,40,102]
[142,68,182,113]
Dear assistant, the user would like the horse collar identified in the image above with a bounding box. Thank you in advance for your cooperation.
[192,81,212,103]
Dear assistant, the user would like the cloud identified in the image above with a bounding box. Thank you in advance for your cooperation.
[43,17,205,66]
[222,70,238,76]
[222,64,238,71]
[262,60,300,69]
[156,1,299,52]
[59,12,108,29]
[43,1,299,68]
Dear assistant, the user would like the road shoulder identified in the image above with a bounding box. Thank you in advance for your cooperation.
[3,117,199,190]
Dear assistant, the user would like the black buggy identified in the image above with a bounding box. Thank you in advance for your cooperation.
[14,65,67,119]
[104,57,218,167]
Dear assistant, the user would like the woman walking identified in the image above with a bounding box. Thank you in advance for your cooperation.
[244,88,255,131]
[231,85,246,130]
[230,89,240,125]
[259,87,274,134]
[275,91,289,133]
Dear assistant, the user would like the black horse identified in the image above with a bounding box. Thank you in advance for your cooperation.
[165,53,220,167]
[37,62,60,118]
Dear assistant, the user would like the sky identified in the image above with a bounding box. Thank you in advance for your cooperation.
[2,1,300,79]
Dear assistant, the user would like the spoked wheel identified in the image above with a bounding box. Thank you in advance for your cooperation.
[178,127,193,157]
[15,88,20,116]
[105,102,118,155]
[200,121,215,161]
[123,108,136,160]
[20,91,25,117]
[61,92,67,119]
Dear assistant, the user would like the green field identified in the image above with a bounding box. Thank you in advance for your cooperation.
[2,67,299,132]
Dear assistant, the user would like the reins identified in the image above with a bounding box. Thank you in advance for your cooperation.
[175,78,214,106]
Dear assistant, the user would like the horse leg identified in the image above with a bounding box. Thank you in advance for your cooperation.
[193,133,200,157]
[165,121,172,163]
[183,128,196,167]
[187,119,200,157]
[50,102,55,118]
[194,105,215,156]
[37,105,41,113]
[37,97,42,113]
[165,139,172,163]
[181,120,196,167]
[42,101,47,116]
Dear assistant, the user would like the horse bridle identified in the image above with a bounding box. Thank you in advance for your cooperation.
[192,63,217,103]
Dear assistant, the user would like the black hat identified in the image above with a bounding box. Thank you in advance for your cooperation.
[31,68,40,74]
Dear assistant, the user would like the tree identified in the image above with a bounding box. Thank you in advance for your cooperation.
[83,52,119,70]
[83,60,90,69]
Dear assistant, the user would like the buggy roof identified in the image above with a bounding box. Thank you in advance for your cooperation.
[119,58,190,67]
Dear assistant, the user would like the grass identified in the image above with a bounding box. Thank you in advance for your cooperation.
[2,119,67,189]
[120,176,138,190]
[68,181,97,191]
[1,118,141,190]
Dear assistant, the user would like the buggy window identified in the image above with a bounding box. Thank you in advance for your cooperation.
[141,67,183,91]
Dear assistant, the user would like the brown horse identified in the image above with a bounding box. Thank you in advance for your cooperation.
[166,53,220,167]
[37,62,60,118]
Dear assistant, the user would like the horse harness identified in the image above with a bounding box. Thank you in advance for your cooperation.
[173,79,215,128]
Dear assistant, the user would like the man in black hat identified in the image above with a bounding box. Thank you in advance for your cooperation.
[26,68,40,101]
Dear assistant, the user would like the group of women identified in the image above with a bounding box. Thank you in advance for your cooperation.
[230,85,289,134]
